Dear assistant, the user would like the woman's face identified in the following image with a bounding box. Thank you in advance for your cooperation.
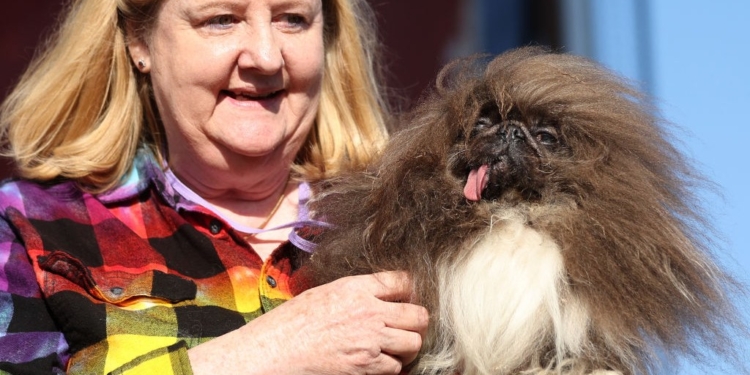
[136,0,325,173]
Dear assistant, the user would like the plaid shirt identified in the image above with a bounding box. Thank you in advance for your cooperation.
[0,150,317,374]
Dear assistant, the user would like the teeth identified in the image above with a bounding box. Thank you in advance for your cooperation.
[235,91,276,100]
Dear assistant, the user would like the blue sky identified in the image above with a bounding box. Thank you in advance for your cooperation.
[561,1,748,372]
[649,1,749,373]
[650,2,749,274]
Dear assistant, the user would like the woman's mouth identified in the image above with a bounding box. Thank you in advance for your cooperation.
[220,89,284,110]
[223,90,283,101]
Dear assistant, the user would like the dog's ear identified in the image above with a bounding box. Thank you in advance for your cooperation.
[426,56,495,143]
[434,54,490,93]
[485,46,553,76]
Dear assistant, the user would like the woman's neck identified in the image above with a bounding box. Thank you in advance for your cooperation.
[167,160,299,261]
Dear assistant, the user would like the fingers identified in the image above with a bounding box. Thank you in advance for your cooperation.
[370,351,406,375]
[382,299,429,334]
[353,272,429,331]
[318,272,429,372]
[336,272,429,332]
[352,272,429,367]
[380,326,424,366]
[365,271,414,301]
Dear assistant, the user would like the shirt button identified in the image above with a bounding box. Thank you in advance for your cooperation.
[209,219,222,234]
[266,275,277,288]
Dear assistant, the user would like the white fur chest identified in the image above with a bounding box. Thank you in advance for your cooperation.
[418,214,619,375]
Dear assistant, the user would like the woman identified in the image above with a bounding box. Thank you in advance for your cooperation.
[0,0,428,373]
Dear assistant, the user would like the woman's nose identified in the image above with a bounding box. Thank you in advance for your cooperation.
[237,23,283,75]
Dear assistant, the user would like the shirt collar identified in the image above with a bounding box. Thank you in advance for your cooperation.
[96,148,179,206]
[95,148,327,253]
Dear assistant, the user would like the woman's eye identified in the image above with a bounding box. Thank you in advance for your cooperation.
[276,13,308,30]
[206,15,234,28]
[286,14,306,26]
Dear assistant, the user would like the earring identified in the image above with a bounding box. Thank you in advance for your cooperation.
[138,59,146,69]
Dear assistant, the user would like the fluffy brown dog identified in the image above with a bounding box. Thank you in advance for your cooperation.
[305,47,744,375]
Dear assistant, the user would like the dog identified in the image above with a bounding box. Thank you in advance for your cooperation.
[305,47,745,375]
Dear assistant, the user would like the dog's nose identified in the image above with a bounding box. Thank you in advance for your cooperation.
[499,124,525,142]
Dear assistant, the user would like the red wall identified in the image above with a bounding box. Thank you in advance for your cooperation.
[0,1,66,179]
[369,0,462,106]
[0,0,461,180]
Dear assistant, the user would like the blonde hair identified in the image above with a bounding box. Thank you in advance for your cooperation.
[296,0,390,180]
[0,0,389,191]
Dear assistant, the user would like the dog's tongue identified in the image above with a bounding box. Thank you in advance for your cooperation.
[463,164,489,201]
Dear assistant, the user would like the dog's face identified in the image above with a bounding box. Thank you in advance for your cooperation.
[450,97,570,204]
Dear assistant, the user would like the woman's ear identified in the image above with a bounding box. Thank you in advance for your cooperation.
[126,22,151,73]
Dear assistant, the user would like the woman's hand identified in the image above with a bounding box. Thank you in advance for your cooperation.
[188,271,429,374]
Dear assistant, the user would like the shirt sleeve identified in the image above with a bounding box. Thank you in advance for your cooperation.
[0,211,197,375]
[0,214,69,374]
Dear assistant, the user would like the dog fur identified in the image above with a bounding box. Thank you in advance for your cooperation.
[305,47,745,375]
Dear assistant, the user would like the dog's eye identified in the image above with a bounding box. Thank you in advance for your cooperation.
[535,130,558,145]
[475,117,493,129]
[471,117,494,137]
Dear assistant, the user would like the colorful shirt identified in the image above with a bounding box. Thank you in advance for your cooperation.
[0,150,317,374]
